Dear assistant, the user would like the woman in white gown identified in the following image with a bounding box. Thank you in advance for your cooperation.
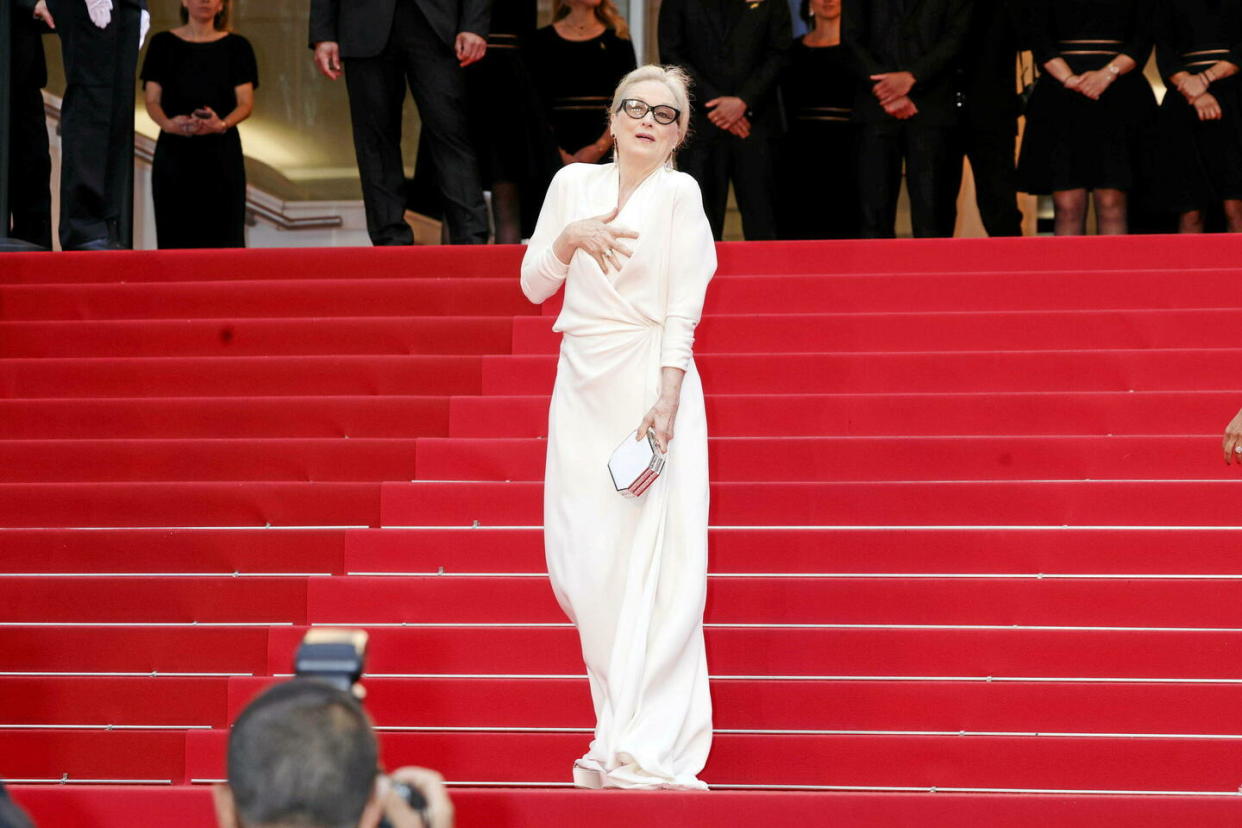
[520,65,717,791]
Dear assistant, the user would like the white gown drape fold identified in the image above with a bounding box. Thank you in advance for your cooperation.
[520,162,717,789]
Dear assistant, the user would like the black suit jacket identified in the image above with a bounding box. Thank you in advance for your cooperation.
[843,0,973,126]
[309,0,490,58]
[659,0,792,130]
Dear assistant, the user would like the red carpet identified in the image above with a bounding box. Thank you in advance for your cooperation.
[4,236,1242,824]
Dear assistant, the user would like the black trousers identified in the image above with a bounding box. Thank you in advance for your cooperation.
[46,0,140,249]
[7,26,52,249]
[343,0,487,245]
[960,124,1023,237]
[858,120,959,238]
[679,121,778,241]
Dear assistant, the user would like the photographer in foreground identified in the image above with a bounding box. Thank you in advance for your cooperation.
[212,679,453,828]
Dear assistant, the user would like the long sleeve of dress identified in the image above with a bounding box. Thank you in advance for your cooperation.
[1030,0,1058,67]
[1154,0,1182,82]
[1120,0,1155,66]
[660,176,716,371]
[521,167,572,304]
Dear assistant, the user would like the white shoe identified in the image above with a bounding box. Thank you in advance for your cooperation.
[572,761,604,789]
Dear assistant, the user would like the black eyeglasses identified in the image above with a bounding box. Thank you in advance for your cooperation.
[617,98,681,126]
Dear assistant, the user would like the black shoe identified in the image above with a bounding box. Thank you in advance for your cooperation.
[69,238,128,251]
[0,237,48,252]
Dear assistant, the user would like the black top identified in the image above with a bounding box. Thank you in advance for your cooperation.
[141,32,259,119]
[1028,0,1155,67]
[658,0,792,126]
[781,40,855,122]
[528,26,637,152]
[842,0,973,125]
[1155,0,1242,81]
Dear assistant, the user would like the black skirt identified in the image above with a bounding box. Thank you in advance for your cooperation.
[1018,54,1158,194]
[1156,74,1242,212]
[151,130,247,249]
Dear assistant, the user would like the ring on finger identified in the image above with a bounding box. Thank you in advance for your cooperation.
[1234,446,1241,455]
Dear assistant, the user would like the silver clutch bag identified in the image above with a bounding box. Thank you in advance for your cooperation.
[608,429,667,498]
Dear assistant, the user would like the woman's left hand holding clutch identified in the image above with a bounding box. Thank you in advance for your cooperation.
[636,367,687,454]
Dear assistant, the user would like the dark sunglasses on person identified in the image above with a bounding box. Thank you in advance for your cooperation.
[618,98,680,126]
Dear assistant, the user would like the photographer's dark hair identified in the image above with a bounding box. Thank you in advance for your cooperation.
[227,680,378,828]
[179,0,231,31]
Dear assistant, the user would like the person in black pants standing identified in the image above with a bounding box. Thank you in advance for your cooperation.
[7,1,54,249]
[45,0,147,251]
[843,0,973,238]
[659,0,792,240]
[309,0,490,246]
[956,0,1023,237]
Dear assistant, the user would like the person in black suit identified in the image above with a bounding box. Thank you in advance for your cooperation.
[45,0,147,250]
[309,0,491,246]
[955,0,1023,236]
[659,0,792,240]
[843,0,973,238]
[7,0,53,249]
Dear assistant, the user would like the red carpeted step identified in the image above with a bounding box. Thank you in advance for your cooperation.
[221,675,1242,735]
[0,731,186,783]
[0,577,308,623]
[0,396,451,439]
[379,480,1242,527]
[0,439,419,482]
[711,234,1242,276]
[448,391,1238,438]
[480,351,1242,396]
[11,786,216,828]
[0,482,380,528]
[412,435,1224,482]
[697,270,1242,314]
[0,317,514,358]
[514,310,1242,354]
[11,786,1242,828]
[536,269,1242,317]
[183,728,1242,791]
[0,528,345,574]
[0,245,526,284]
[306,575,1242,627]
[267,625,1242,680]
[0,355,482,399]
[2,677,229,727]
[0,626,270,674]
[342,527,1242,576]
[0,279,534,321]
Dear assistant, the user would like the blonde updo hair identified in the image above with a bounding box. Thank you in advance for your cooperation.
[609,65,693,152]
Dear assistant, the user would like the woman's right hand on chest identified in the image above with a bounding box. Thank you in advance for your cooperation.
[554,207,639,275]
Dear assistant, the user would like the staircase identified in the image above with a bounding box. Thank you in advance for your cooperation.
[4,237,1242,825]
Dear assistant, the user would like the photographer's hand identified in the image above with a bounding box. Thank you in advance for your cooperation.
[382,766,454,828]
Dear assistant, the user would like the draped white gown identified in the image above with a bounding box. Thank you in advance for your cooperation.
[520,162,716,790]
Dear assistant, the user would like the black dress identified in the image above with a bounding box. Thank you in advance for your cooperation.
[140,32,257,249]
[1017,0,1157,195]
[774,39,860,239]
[1154,0,1242,214]
[527,26,638,157]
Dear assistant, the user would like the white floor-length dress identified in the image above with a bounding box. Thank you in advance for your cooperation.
[520,161,716,790]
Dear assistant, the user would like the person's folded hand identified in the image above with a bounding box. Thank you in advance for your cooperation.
[455,32,486,67]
